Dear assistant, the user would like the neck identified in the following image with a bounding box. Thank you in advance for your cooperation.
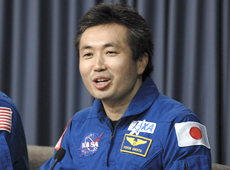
[102,101,130,121]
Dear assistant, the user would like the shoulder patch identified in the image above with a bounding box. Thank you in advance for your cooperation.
[175,121,210,149]
[55,118,72,150]
[0,107,12,133]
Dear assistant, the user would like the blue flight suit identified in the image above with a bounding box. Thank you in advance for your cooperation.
[0,91,29,169]
[40,77,211,169]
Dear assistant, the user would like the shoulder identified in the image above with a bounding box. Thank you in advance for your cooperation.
[151,93,199,123]
[0,92,13,107]
[0,92,19,116]
[72,107,92,122]
[61,107,93,133]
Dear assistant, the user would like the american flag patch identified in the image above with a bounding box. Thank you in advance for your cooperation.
[0,107,12,133]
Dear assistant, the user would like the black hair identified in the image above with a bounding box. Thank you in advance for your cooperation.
[74,3,154,80]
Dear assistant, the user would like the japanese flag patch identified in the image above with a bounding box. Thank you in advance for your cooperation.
[175,121,210,149]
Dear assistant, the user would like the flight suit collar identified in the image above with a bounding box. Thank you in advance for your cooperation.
[89,77,160,119]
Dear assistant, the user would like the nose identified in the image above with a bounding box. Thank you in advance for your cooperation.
[93,54,106,72]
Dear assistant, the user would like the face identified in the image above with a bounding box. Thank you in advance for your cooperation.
[79,23,146,106]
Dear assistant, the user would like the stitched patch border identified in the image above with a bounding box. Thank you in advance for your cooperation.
[120,133,152,157]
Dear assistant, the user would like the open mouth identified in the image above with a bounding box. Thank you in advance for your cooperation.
[95,79,109,84]
[93,77,111,89]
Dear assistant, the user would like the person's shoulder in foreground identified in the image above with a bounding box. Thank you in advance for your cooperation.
[0,91,29,169]
[40,2,211,170]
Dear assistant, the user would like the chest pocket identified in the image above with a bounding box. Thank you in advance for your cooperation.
[70,142,88,170]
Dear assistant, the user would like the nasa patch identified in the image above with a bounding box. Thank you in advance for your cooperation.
[78,132,103,157]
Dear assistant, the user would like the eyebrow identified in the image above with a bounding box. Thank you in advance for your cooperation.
[104,42,118,48]
[80,42,120,51]
[80,45,92,51]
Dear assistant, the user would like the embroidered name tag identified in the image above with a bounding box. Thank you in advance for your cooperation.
[120,134,152,157]
[128,120,156,135]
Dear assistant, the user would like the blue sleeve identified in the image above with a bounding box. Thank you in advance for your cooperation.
[170,155,210,169]
[39,118,77,170]
[163,115,211,170]
[0,93,29,169]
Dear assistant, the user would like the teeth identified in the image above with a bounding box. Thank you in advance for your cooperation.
[96,79,108,83]
[97,79,106,82]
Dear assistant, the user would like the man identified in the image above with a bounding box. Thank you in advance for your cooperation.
[0,91,29,169]
[40,3,211,169]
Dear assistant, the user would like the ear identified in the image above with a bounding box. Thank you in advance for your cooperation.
[137,53,148,75]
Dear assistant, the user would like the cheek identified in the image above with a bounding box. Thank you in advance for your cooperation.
[114,64,138,87]
[117,60,137,76]
[79,65,92,90]
[79,62,89,77]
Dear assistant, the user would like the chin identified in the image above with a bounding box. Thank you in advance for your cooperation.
[94,96,109,100]
[94,95,113,101]
[91,90,111,99]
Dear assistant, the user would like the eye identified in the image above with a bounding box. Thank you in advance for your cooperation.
[106,51,117,55]
[83,53,93,58]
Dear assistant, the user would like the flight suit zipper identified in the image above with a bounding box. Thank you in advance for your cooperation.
[103,117,114,139]
[184,163,188,170]
[102,117,116,167]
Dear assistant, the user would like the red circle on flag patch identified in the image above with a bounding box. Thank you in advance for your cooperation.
[190,127,202,140]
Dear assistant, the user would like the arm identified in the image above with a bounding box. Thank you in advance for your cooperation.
[163,115,211,170]
[39,118,75,170]
[0,93,29,169]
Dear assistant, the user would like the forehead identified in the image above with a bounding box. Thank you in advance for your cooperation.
[79,23,129,49]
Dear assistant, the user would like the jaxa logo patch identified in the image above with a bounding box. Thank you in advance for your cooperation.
[120,134,152,157]
[128,120,156,135]
[78,132,103,157]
